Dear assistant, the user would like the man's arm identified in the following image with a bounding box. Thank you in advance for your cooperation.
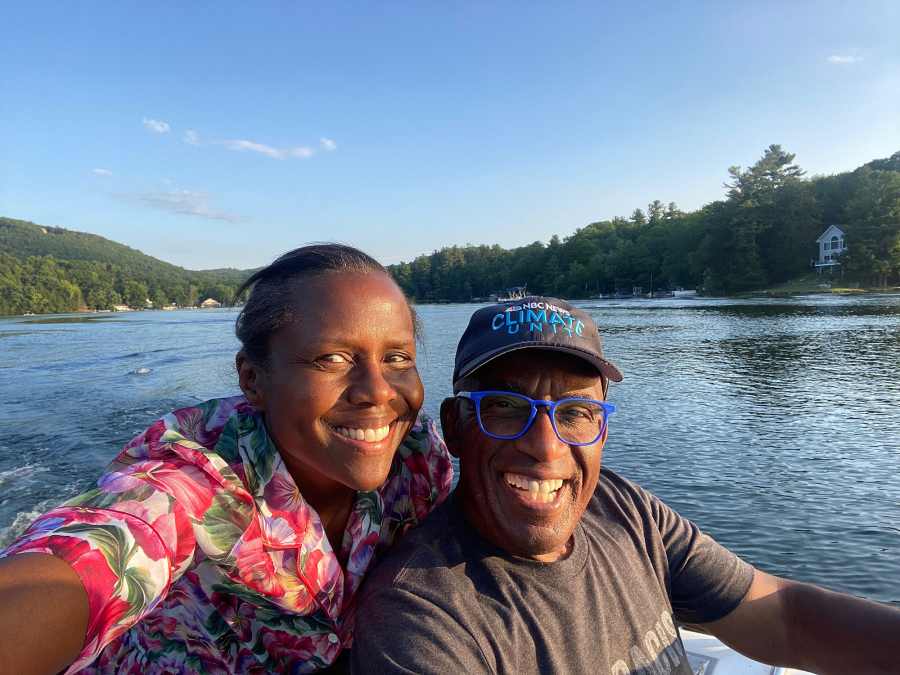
[700,567,900,674]
[0,553,88,675]
[352,586,492,674]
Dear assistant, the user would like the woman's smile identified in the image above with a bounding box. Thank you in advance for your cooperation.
[329,422,393,443]
[324,417,411,456]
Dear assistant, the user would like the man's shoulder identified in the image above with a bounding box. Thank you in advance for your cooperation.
[590,467,658,517]
[353,497,499,673]
[363,496,475,601]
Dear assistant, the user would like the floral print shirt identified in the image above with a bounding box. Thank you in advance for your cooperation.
[1,396,453,673]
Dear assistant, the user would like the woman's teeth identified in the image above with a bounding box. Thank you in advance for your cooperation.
[333,424,391,443]
[504,472,564,503]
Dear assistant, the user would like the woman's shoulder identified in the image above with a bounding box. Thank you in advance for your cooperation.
[391,414,452,478]
[395,413,442,455]
[117,395,254,462]
[106,395,265,506]
[158,394,254,447]
[378,413,454,528]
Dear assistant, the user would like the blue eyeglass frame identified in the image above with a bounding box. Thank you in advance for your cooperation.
[455,390,616,446]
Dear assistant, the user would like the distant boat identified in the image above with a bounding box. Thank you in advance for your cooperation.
[23,312,35,316]
[495,285,527,302]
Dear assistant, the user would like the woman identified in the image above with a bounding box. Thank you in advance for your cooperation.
[0,244,453,674]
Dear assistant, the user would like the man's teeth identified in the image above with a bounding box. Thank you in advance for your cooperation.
[504,472,564,503]
[333,424,391,443]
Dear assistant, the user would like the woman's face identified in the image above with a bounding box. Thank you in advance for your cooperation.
[240,271,423,496]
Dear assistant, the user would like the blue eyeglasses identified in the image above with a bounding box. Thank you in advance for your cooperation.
[456,390,616,446]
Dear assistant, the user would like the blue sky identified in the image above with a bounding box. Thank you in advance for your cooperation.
[2,2,899,269]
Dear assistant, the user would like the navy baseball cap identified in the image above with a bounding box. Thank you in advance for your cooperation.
[452,296,623,389]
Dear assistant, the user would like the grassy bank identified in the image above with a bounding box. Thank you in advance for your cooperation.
[753,274,900,297]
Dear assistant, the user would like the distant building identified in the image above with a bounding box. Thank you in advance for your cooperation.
[200,298,222,308]
[112,304,131,312]
[814,225,847,273]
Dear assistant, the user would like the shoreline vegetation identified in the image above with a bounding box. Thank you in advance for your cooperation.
[7,283,900,319]
[2,146,899,317]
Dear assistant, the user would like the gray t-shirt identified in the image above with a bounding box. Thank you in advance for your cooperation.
[352,468,753,675]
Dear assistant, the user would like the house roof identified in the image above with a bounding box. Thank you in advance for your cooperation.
[816,224,845,242]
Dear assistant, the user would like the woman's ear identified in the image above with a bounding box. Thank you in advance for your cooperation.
[439,397,462,459]
[236,351,266,409]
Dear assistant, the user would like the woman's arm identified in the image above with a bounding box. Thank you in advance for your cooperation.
[0,468,199,672]
[0,405,233,674]
[0,553,88,675]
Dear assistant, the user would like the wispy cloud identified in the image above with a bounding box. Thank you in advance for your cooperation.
[220,139,283,158]
[219,138,317,159]
[92,168,113,177]
[320,137,337,151]
[184,129,201,145]
[127,189,241,222]
[143,117,171,133]
[827,54,862,65]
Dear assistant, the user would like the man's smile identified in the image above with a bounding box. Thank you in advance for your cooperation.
[501,471,572,508]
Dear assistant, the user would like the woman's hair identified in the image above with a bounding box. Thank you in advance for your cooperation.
[234,243,415,366]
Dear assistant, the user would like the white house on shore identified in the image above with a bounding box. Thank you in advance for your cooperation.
[814,225,847,273]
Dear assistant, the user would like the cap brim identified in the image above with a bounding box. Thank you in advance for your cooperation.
[455,343,623,387]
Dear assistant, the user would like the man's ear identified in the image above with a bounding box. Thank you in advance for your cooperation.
[236,351,266,409]
[440,397,462,459]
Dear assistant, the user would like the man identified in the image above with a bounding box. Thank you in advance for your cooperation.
[352,297,899,675]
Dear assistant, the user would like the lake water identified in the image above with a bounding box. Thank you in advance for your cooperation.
[1,297,898,605]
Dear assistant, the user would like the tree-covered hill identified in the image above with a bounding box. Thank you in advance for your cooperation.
[0,217,253,315]
[1,217,185,275]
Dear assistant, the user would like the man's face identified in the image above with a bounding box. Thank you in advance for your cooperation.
[442,350,607,562]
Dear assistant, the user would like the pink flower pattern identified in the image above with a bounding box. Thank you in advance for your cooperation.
[0,395,452,673]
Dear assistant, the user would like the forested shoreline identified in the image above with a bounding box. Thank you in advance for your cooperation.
[390,146,900,302]
[2,146,899,316]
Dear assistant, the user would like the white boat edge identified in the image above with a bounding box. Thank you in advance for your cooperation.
[681,628,816,675]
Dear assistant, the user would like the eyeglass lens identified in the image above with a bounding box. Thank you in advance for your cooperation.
[478,393,606,443]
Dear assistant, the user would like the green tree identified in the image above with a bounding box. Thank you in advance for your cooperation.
[726,144,805,206]
[647,200,665,225]
[120,279,148,307]
[841,168,900,286]
[761,181,821,283]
